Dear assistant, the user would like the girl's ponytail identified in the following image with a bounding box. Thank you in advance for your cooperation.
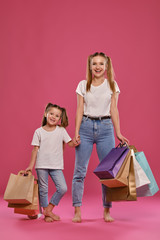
[60,107,69,128]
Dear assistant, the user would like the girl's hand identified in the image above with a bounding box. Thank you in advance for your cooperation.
[73,134,81,145]
[25,167,32,174]
[116,133,129,145]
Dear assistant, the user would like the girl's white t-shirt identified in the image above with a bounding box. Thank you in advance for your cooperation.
[31,126,71,169]
[76,79,120,117]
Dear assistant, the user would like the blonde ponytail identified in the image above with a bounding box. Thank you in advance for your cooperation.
[107,56,116,93]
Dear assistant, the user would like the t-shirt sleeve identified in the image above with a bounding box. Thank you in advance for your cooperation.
[76,80,86,97]
[113,81,120,94]
[62,128,72,143]
[31,130,40,146]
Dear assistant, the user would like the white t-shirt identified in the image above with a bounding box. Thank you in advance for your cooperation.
[76,79,120,117]
[31,126,71,169]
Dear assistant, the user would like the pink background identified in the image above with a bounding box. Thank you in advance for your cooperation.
[0,0,160,196]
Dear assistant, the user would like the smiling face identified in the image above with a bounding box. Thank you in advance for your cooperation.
[90,56,107,79]
[45,107,62,126]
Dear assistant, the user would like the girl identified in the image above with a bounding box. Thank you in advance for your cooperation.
[26,103,79,222]
[72,52,129,223]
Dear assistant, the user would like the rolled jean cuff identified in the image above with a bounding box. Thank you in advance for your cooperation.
[41,203,48,208]
[73,203,82,207]
[103,203,112,208]
[49,201,58,206]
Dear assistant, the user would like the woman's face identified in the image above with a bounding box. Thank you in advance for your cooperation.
[90,56,107,79]
[45,107,62,126]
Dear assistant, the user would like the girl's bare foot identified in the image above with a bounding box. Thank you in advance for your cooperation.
[44,216,54,222]
[43,209,60,221]
[72,206,81,223]
[43,204,60,221]
[104,208,114,222]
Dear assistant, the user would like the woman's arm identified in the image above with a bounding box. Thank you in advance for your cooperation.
[74,94,84,143]
[110,93,129,144]
[25,146,39,172]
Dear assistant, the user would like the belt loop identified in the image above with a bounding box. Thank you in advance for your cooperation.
[99,117,101,121]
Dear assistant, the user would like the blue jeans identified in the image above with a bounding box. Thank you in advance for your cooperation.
[36,169,67,208]
[72,116,115,208]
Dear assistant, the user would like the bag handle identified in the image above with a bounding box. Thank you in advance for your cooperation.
[18,170,38,182]
[18,170,32,177]
[116,142,129,149]
[129,145,138,152]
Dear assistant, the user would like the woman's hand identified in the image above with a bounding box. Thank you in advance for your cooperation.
[116,133,129,145]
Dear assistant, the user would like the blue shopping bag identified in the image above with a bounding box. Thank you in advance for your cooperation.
[135,151,159,196]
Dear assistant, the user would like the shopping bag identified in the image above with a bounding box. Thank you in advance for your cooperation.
[4,171,34,204]
[8,180,39,216]
[106,155,137,201]
[93,143,130,179]
[131,150,150,188]
[100,150,131,188]
[135,151,159,196]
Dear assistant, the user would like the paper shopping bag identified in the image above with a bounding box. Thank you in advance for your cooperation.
[94,144,130,179]
[131,150,150,188]
[106,155,137,201]
[8,180,39,216]
[100,150,131,188]
[135,151,159,196]
[4,171,34,204]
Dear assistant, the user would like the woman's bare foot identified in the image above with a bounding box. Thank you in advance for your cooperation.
[43,204,60,221]
[44,216,54,222]
[72,206,81,223]
[104,208,114,222]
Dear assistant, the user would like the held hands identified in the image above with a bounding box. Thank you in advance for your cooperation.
[73,134,81,147]
[68,135,81,147]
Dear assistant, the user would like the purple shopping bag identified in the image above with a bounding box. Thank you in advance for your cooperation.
[93,144,130,179]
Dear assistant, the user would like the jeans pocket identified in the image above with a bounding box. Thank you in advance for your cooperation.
[101,119,112,126]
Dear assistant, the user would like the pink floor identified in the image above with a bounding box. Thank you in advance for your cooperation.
[1,194,160,240]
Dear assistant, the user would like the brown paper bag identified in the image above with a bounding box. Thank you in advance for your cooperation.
[100,150,131,188]
[8,180,39,216]
[106,156,137,201]
[4,171,34,204]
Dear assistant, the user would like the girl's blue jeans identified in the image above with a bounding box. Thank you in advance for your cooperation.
[36,169,67,208]
[72,116,115,208]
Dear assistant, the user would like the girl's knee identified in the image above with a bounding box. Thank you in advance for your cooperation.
[58,184,67,195]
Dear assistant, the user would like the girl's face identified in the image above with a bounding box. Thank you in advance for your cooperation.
[45,107,62,126]
[91,56,107,79]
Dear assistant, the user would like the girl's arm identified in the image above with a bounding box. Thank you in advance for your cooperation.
[110,93,129,144]
[67,140,80,147]
[74,94,84,143]
[25,146,39,172]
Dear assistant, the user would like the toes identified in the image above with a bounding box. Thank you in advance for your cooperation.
[44,216,54,222]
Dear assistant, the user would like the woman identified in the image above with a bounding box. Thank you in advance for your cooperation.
[72,52,129,223]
